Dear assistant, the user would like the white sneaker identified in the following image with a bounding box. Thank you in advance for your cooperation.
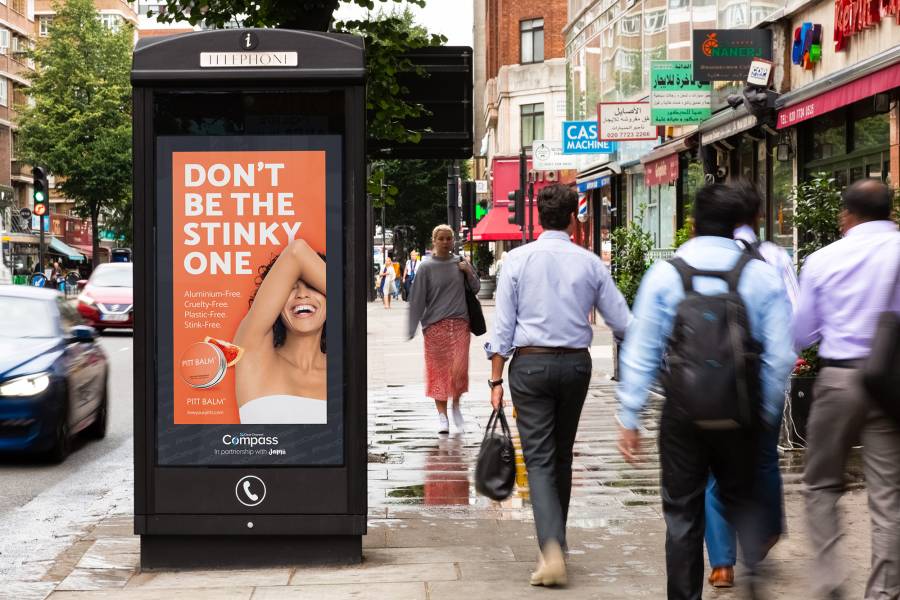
[437,413,449,434]
[451,403,465,432]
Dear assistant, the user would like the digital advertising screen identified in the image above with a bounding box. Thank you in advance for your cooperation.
[154,134,344,467]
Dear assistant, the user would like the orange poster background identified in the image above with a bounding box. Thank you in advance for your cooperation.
[171,150,326,424]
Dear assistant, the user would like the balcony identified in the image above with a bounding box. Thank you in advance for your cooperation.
[10,160,32,182]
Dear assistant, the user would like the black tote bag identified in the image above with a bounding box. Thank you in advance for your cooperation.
[475,407,516,501]
[862,258,900,421]
[462,270,487,336]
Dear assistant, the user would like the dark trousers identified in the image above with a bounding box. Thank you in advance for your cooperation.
[509,351,592,550]
[659,403,762,600]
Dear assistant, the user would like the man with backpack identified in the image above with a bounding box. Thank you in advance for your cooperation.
[704,183,800,588]
[616,183,795,600]
[794,179,900,600]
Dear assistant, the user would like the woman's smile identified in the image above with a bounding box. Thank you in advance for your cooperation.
[290,302,318,318]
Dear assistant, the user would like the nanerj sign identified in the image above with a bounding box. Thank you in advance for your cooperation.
[692,30,773,82]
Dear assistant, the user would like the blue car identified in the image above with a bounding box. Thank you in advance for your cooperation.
[0,285,109,462]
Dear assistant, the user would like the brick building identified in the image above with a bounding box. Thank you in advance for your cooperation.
[472,0,572,249]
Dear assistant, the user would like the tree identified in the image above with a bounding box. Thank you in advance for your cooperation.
[17,0,132,268]
[382,159,468,255]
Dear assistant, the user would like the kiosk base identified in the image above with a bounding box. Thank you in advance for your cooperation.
[140,535,362,570]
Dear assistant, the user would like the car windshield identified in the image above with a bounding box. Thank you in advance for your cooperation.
[0,297,57,338]
[90,267,132,288]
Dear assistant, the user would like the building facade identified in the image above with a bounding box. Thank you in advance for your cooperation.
[472,0,574,250]
[564,0,899,260]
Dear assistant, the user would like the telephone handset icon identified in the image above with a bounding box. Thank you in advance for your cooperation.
[243,480,259,502]
[235,475,266,507]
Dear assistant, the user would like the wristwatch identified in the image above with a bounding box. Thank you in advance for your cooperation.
[488,378,504,389]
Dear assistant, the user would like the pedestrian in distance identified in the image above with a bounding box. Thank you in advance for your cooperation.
[794,178,900,600]
[486,183,630,587]
[407,225,479,434]
[617,182,795,600]
[380,255,396,309]
[704,182,800,589]
[402,250,419,301]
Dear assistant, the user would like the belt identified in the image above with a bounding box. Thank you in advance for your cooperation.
[516,346,589,356]
[820,358,865,369]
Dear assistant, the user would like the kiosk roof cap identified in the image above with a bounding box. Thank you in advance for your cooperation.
[132,29,365,84]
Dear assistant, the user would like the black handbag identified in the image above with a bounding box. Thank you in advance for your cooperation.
[862,258,900,421]
[462,270,487,336]
[475,407,516,501]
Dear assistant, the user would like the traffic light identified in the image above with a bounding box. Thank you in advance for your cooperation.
[507,189,524,226]
[32,166,49,217]
[461,181,476,228]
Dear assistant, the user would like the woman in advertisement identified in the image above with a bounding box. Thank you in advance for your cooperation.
[407,225,479,434]
[234,238,328,424]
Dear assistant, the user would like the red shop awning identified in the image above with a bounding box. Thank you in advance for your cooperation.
[777,61,900,129]
[471,202,544,242]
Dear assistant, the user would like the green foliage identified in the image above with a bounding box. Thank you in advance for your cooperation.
[611,211,654,307]
[472,244,494,279]
[793,174,842,268]
[16,0,133,267]
[674,221,692,248]
[382,159,468,253]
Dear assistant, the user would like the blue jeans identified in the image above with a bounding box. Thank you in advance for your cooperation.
[705,425,784,568]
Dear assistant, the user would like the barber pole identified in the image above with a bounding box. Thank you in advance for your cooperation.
[577,195,589,223]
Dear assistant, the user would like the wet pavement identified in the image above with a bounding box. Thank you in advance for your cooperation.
[10,301,876,600]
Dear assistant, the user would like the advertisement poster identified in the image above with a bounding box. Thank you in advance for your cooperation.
[155,135,343,466]
[692,29,773,81]
[650,61,711,125]
[597,102,658,141]
[172,150,327,425]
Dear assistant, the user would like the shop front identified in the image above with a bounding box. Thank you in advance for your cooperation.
[777,49,900,191]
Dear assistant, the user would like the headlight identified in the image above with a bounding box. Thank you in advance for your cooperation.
[0,373,51,397]
[77,293,96,307]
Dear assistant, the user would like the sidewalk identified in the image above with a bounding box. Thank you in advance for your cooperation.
[21,302,872,600]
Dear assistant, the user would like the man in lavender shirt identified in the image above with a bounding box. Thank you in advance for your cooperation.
[794,179,900,600]
[486,183,630,587]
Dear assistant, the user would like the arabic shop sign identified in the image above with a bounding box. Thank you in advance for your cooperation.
[597,102,658,141]
[692,29,773,81]
[562,121,617,154]
[650,61,711,125]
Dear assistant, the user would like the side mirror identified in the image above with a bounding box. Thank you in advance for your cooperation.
[69,325,96,343]
[76,280,87,292]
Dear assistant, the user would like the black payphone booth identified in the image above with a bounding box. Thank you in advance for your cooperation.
[132,30,367,569]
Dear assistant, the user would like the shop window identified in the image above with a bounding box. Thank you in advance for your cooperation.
[772,149,793,253]
[659,184,676,248]
[808,112,845,161]
[520,19,544,64]
[520,103,544,148]
[853,111,889,153]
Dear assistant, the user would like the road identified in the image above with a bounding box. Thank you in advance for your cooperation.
[0,331,135,591]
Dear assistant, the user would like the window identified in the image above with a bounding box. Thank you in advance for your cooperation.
[520,103,544,148]
[520,18,544,64]
[10,0,24,15]
[99,14,122,31]
[0,78,8,108]
[39,17,52,37]
[0,29,9,55]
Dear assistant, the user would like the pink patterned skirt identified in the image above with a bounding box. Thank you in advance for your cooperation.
[423,318,471,402]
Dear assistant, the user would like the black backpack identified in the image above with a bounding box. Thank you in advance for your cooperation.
[661,253,763,429]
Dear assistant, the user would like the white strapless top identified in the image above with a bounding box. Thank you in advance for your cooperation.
[239,395,327,424]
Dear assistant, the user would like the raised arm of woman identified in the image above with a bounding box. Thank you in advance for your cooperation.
[235,239,326,349]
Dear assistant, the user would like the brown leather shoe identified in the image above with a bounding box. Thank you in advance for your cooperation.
[708,566,734,588]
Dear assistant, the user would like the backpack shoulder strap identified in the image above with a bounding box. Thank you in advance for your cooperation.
[668,257,696,293]
[736,238,765,262]
[724,253,754,292]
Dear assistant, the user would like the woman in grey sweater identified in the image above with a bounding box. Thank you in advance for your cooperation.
[407,224,480,434]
